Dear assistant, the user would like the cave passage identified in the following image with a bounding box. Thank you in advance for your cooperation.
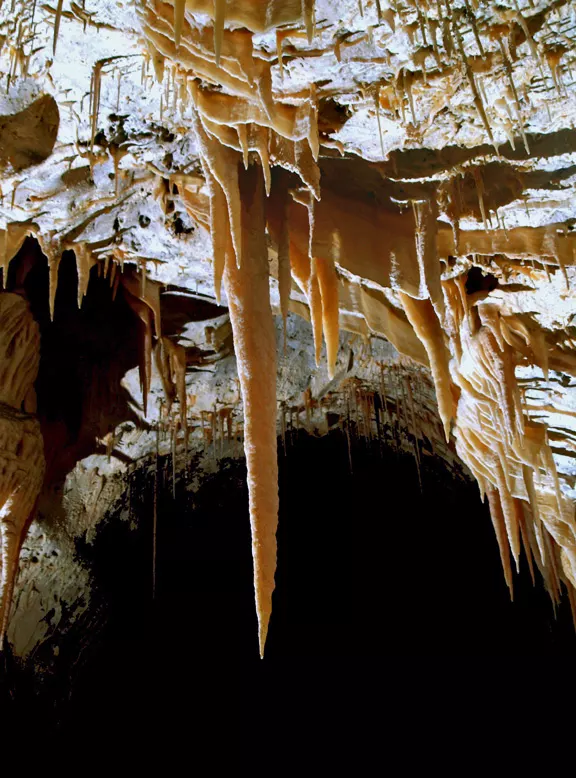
[3,427,572,734]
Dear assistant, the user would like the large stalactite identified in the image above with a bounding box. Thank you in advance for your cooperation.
[222,165,279,657]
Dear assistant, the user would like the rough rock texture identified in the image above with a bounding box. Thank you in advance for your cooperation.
[0,94,59,172]
[1,0,576,657]
[0,294,45,643]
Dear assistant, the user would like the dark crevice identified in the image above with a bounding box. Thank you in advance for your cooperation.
[383,128,576,179]
[465,266,499,295]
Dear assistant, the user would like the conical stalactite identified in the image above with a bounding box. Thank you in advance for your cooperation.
[173,0,186,49]
[191,103,243,268]
[288,239,324,366]
[213,0,226,66]
[315,255,339,378]
[516,498,536,586]
[222,165,279,657]
[53,0,64,56]
[487,486,514,599]
[399,293,453,442]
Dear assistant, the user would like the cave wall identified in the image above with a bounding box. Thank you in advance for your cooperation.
[1,0,576,660]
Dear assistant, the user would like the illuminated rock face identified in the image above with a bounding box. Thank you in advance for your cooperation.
[1,0,576,657]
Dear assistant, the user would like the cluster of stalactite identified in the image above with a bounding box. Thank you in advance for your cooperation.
[132,0,576,651]
[1,0,576,653]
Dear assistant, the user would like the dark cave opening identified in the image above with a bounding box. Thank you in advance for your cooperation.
[3,428,573,736]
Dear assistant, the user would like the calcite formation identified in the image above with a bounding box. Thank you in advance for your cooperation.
[1,0,576,655]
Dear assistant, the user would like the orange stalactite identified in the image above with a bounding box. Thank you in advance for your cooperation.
[223,165,279,657]
[315,256,339,378]
[129,0,576,649]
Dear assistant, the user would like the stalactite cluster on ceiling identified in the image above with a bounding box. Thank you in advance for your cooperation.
[1,0,576,654]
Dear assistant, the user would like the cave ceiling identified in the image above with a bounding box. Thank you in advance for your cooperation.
[1,0,576,656]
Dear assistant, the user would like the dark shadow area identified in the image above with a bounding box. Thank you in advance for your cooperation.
[2,428,574,737]
[320,151,569,224]
[384,127,576,179]
[4,237,143,487]
[465,266,499,295]
[160,288,228,336]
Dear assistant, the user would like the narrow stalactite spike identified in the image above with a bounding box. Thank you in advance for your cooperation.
[399,294,453,442]
[544,444,564,521]
[213,0,226,66]
[302,0,315,44]
[516,500,536,586]
[522,464,545,566]
[238,124,249,170]
[315,256,339,378]
[53,0,64,56]
[374,86,386,159]
[463,0,485,58]
[453,21,495,149]
[173,0,186,50]
[498,40,530,155]
[224,166,278,658]
[191,105,242,267]
[345,387,354,474]
[276,31,284,79]
[473,169,489,231]
[406,377,423,493]
[75,244,93,307]
[543,530,562,607]
[494,454,521,572]
[309,258,323,367]
[487,487,514,600]
[48,253,61,322]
